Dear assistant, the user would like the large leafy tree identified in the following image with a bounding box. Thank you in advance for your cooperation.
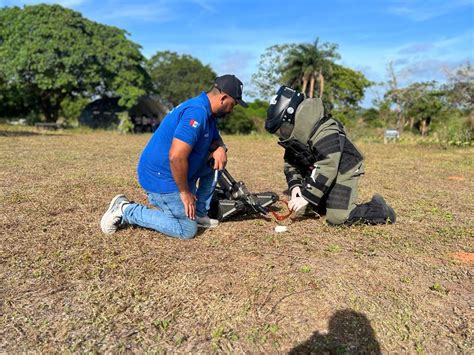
[385,81,444,135]
[250,44,292,99]
[329,64,372,108]
[0,73,31,118]
[245,99,269,132]
[252,39,371,112]
[443,62,474,113]
[0,4,150,122]
[403,83,444,136]
[217,106,256,134]
[148,51,216,107]
[327,63,373,125]
[281,38,340,98]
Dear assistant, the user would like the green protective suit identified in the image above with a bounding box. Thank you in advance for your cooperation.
[279,98,365,225]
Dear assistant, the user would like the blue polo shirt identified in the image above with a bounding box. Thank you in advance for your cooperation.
[137,92,220,193]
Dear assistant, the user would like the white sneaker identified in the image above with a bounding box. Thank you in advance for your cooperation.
[196,215,219,228]
[100,194,130,234]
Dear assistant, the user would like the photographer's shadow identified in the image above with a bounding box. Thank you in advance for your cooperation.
[289,309,381,354]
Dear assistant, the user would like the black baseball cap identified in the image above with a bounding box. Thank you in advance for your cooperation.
[214,74,248,108]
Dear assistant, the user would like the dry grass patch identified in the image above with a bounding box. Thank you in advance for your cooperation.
[1,126,473,352]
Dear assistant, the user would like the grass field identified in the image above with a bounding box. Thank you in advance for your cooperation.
[1,125,473,353]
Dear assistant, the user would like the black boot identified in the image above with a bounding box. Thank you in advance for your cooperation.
[346,194,396,225]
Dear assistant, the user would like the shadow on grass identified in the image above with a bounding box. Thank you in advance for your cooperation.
[193,213,270,237]
[0,130,68,137]
[0,130,41,137]
[289,309,381,354]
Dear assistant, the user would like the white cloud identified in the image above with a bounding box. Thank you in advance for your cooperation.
[398,43,435,55]
[434,31,474,51]
[215,50,254,76]
[189,0,217,13]
[100,4,175,22]
[387,0,473,21]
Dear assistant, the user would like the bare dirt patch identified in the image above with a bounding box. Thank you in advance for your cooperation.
[1,127,473,353]
[451,252,474,264]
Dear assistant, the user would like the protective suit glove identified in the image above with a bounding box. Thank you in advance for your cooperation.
[290,186,302,200]
[288,196,309,213]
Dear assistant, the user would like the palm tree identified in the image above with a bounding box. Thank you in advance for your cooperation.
[281,38,340,99]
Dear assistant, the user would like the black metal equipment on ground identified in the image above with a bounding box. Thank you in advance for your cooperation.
[208,168,279,221]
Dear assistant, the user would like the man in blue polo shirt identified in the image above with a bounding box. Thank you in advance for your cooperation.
[100,74,248,239]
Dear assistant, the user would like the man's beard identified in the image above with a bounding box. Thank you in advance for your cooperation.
[215,107,229,118]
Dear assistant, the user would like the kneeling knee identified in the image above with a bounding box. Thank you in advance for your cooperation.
[178,223,198,240]
[179,230,196,240]
[326,211,350,226]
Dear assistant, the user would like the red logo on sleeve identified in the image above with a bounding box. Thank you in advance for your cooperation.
[189,119,199,128]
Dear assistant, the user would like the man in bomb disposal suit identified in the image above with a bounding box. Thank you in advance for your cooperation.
[265,86,396,225]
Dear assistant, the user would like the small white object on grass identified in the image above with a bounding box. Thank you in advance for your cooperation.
[274,225,288,233]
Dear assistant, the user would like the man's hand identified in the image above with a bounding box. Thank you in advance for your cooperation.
[288,196,309,213]
[211,146,227,170]
[180,191,197,220]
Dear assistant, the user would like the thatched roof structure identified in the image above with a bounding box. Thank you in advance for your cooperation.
[79,95,168,129]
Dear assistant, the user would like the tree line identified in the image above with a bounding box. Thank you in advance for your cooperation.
[0,4,472,141]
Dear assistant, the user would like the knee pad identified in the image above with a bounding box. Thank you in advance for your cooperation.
[326,210,351,226]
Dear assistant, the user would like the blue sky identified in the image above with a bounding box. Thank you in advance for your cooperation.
[2,0,473,105]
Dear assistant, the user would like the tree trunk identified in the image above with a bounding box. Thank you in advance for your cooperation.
[396,104,404,133]
[421,119,428,136]
[318,70,324,99]
[301,75,308,96]
[40,100,54,122]
[409,117,415,130]
[308,74,315,98]
[40,92,64,122]
[468,112,474,142]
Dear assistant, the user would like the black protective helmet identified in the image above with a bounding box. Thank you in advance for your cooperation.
[265,85,305,134]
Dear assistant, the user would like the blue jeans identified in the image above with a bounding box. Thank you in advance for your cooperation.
[123,163,218,240]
